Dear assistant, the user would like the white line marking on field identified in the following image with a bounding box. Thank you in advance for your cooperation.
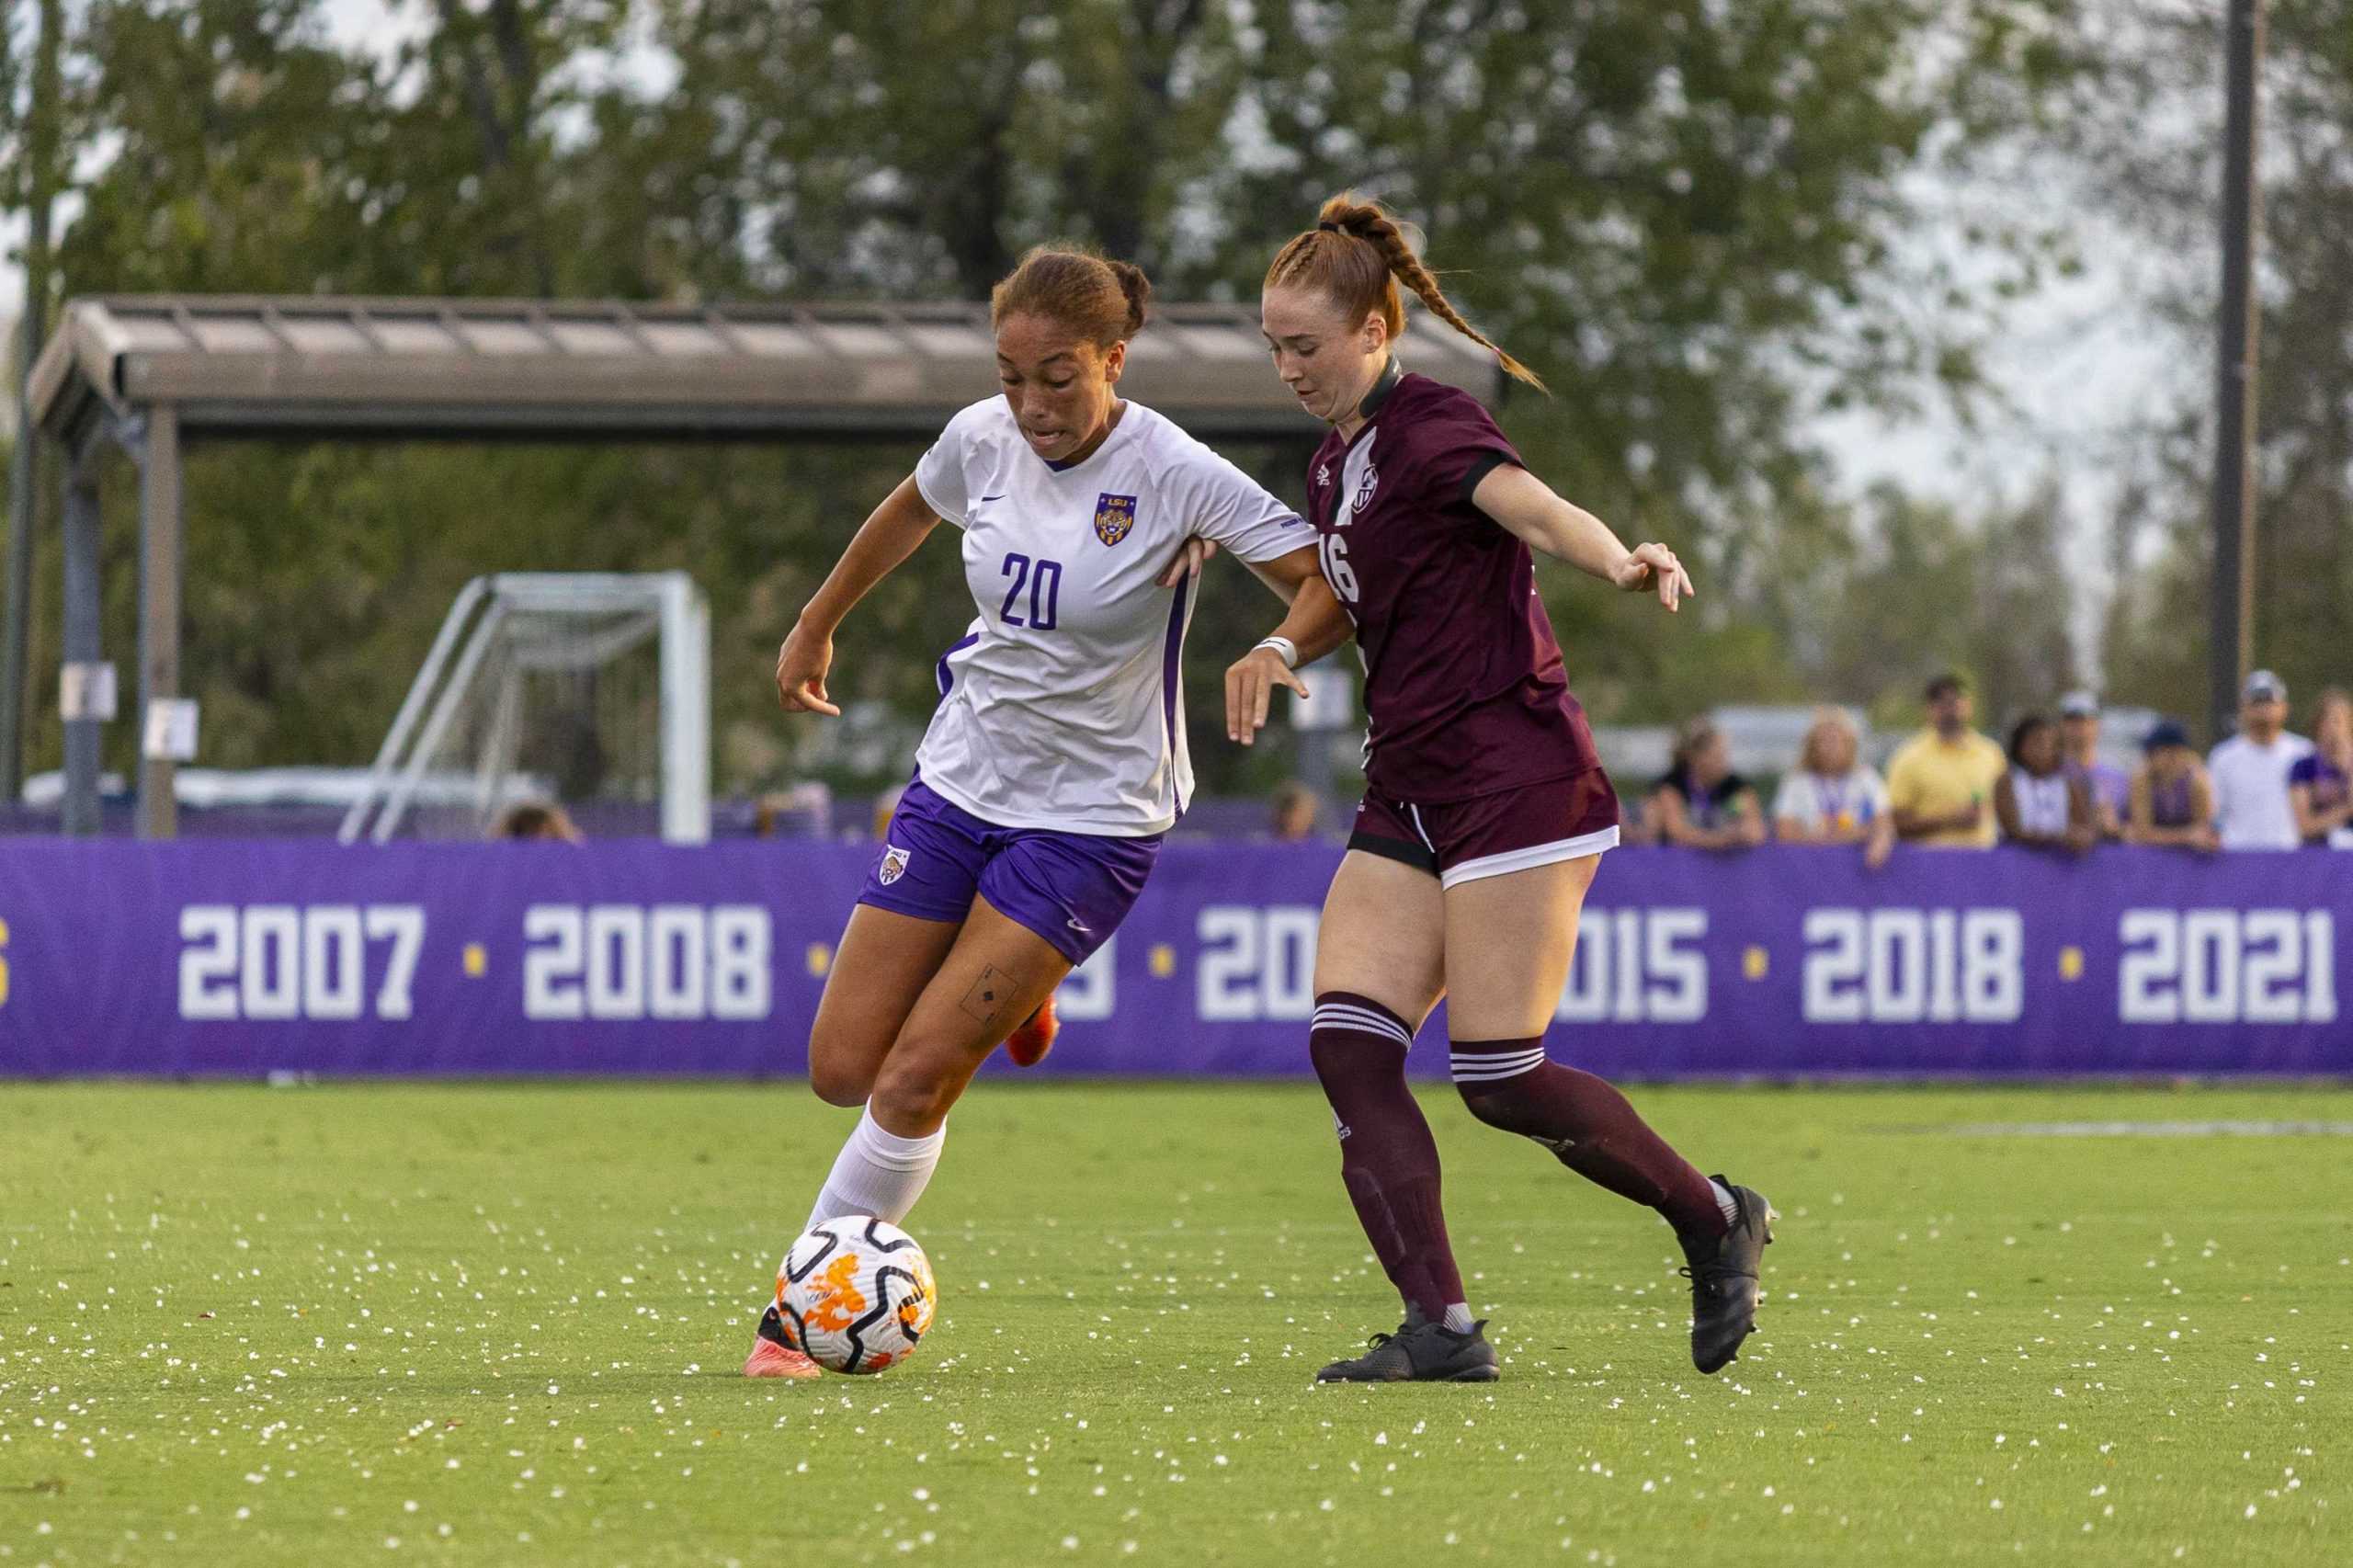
[1941,1119,2353,1138]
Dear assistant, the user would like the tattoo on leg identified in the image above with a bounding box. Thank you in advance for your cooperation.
[960,963,1021,1029]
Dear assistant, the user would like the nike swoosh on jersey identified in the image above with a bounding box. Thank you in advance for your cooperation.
[1066,916,1092,933]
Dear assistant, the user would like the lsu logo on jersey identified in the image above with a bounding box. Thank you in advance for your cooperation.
[1094,493,1138,547]
[879,845,911,885]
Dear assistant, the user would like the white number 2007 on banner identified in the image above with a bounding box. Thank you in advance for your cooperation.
[179,904,425,1022]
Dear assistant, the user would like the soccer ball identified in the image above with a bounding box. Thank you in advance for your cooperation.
[775,1215,938,1375]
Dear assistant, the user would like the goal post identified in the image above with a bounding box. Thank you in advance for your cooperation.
[338,572,711,845]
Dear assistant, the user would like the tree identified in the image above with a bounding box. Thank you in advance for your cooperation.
[2089,0,2353,737]
[19,0,2105,800]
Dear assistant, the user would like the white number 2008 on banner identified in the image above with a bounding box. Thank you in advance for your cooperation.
[522,904,770,1022]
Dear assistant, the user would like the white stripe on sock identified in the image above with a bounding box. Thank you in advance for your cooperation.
[1313,1006,1407,1034]
[1313,1015,1411,1048]
[1313,1006,1413,1047]
[1313,1002,1409,1033]
[1449,1047,1549,1084]
[1450,1047,1548,1072]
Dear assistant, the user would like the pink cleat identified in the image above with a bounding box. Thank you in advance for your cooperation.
[1005,992,1060,1069]
[744,1301,821,1380]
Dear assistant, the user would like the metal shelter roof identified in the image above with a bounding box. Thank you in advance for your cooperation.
[28,294,1503,447]
[15,292,1506,843]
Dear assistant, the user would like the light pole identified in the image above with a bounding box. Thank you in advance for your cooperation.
[2208,0,2266,745]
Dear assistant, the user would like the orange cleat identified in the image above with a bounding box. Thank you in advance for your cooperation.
[744,1301,821,1380]
[1004,992,1060,1068]
[744,1337,820,1379]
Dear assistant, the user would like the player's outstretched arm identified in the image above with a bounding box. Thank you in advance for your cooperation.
[1469,464,1695,612]
[1226,551,1351,747]
[776,474,941,716]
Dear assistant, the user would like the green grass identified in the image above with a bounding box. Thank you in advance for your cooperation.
[1,1082,2344,1566]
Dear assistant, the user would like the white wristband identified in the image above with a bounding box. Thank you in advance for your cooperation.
[1253,636,1300,670]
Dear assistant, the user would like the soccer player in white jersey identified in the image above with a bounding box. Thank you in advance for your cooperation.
[745,246,1327,1378]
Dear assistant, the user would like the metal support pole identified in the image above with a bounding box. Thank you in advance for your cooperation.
[61,449,104,835]
[2,319,42,803]
[137,404,184,838]
[657,571,711,845]
[1,0,64,801]
[2209,0,2266,746]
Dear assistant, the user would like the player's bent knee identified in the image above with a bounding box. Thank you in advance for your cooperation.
[806,1025,887,1108]
[1455,1080,1513,1126]
[869,1056,960,1131]
[807,1060,875,1108]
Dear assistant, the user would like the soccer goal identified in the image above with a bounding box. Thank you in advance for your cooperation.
[337,573,710,844]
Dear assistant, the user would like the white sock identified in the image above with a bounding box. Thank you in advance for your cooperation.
[799,1104,946,1241]
[1711,1179,1740,1229]
[1442,1303,1474,1334]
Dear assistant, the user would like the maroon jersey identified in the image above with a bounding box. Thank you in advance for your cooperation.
[1307,365,1603,803]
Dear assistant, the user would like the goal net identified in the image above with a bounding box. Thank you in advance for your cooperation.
[338,574,710,844]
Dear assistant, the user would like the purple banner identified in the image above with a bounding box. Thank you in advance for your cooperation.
[0,841,2345,1077]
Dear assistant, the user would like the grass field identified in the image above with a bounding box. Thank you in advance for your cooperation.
[0,1081,2343,1566]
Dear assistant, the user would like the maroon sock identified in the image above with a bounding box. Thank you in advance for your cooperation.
[1309,994,1466,1322]
[1451,1037,1728,1238]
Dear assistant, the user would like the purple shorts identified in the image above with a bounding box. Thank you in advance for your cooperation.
[858,778,1162,964]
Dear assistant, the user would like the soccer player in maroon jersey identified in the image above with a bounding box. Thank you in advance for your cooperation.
[1228,194,1776,1383]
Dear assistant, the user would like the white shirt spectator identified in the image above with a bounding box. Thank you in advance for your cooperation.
[2207,731,2313,849]
[1772,767,1890,834]
[2006,767,2073,836]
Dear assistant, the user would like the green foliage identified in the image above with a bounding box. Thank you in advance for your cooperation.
[2091,0,2353,740]
[13,0,2101,797]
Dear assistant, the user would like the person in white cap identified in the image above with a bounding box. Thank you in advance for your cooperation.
[2058,691,2127,839]
[2206,670,2313,849]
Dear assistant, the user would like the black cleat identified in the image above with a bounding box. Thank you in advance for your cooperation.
[1316,1318,1499,1383]
[1679,1177,1776,1374]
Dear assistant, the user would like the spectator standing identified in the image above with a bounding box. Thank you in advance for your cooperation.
[2208,670,2313,849]
[1648,718,1766,850]
[1886,673,2006,847]
[2289,688,2353,847]
[1773,707,1894,869]
[2059,691,2128,839]
[2124,720,2219,850]
[1995,713,2095,855]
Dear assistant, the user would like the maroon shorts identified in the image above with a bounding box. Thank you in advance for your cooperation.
[1350,769,1620,888]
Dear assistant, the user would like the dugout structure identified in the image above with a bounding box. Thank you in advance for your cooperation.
[13,294,1504,839]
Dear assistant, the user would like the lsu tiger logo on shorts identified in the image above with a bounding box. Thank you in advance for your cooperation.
[879,845,911,885]
[1094,493,1137,547]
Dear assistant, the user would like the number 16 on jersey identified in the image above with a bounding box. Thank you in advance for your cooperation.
[1318,535,1357,604]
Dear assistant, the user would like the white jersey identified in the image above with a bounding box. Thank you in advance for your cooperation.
[1771,766,1889,833]
[911,396,1312,835]
[2208,731,2313,850]
[2007,767,2073,836]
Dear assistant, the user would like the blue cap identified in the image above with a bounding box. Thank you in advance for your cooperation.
[2143,719,2190,752]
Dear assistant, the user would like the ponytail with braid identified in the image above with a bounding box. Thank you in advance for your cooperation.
[1265,192,1547,393]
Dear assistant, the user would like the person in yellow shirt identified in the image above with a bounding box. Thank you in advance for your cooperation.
[1886,674,2008,847]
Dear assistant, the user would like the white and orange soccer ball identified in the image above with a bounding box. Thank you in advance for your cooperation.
[774,1216,938,1375]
